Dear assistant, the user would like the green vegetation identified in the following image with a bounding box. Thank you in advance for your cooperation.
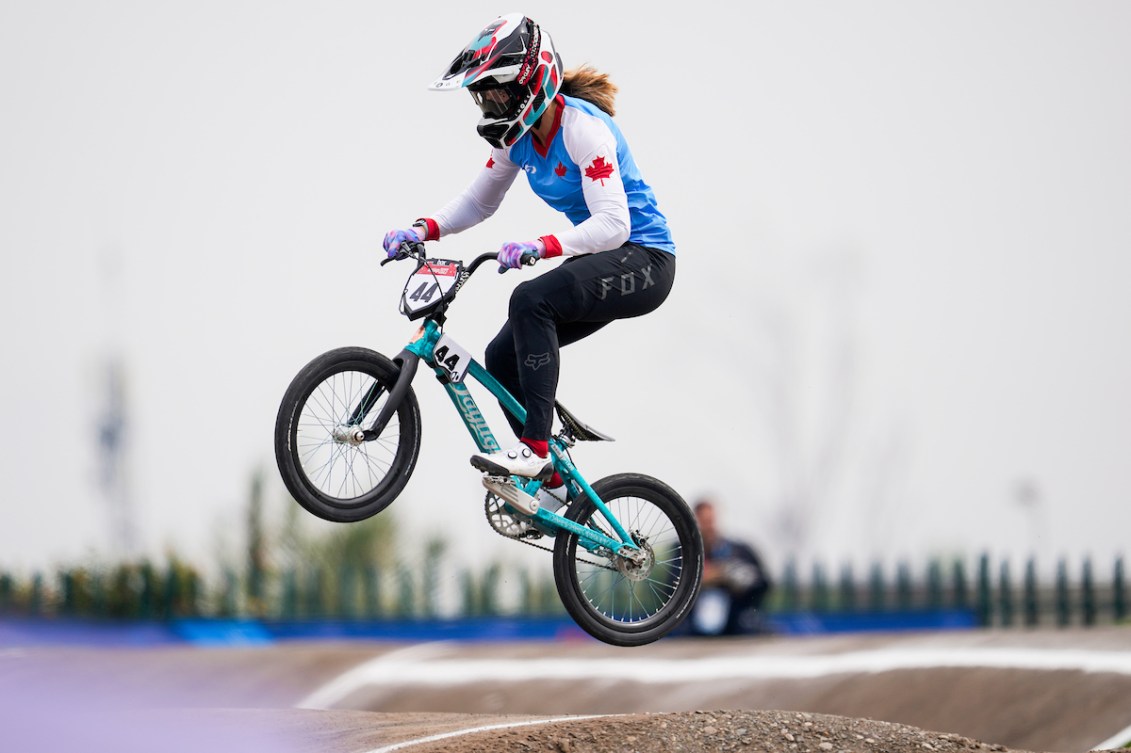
[0,468,562,622]
[0,470,1125,627]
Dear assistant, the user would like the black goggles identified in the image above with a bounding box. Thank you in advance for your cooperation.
[469,81,526,119]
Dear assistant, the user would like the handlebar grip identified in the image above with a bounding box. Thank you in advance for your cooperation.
[380,239,426,267]
[497,251,540,274]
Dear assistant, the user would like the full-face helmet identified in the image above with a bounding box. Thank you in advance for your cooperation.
[429,13,564,148]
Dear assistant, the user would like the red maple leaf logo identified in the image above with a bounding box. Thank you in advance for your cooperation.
[584,156,614,185]
[486,156,495,169]
[555,161,566,177]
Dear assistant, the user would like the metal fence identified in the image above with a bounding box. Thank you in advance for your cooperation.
[0,553,1125,627]
[0,561,563,621]
[769,554,1127,628]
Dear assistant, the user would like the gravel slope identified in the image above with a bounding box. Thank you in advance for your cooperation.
[2,628,1129,752]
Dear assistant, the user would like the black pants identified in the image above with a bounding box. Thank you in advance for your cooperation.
[485,243,675,441]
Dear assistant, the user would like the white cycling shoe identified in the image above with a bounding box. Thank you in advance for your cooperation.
[470,442,554,480]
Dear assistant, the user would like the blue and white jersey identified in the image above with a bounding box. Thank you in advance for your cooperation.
[430,94,675,256]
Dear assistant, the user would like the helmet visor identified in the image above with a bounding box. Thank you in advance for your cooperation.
[469,81,526,119]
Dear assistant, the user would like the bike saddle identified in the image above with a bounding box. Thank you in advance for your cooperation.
[554,401,615,442]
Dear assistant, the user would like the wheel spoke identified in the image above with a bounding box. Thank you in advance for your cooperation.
[562,479,700,641]
[293,367,404,502]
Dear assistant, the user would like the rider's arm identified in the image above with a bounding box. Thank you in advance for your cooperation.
[540,115,631,257]
[424,149,521,238]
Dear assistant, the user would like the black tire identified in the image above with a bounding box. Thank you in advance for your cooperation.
[553,473,703,647]
[274,347,421,522]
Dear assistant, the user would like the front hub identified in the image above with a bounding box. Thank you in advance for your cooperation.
[331,425,366,446]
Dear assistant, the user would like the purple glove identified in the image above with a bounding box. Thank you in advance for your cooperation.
[383,227,423,258]
[497,240,543,271]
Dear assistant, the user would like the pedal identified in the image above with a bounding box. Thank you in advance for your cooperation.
[481,475,539,516]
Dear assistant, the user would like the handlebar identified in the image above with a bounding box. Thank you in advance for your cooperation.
[381,240,541,321]
[381,240,538,276]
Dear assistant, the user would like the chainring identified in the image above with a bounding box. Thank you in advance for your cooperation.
[483,492,620,571]
[484,492,543,541]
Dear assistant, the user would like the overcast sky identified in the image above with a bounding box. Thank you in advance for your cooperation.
[2,1,1129,581]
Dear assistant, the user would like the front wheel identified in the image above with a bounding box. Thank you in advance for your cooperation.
[553,473,703,647]
[274,347,422,522]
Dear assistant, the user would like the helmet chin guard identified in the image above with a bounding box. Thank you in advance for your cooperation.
[429,13,564,148]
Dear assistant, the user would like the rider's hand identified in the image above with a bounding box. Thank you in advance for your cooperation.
[497,240,544,271]
[383,226,424,258]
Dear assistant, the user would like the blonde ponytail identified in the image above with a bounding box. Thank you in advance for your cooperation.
[560,65,618,116]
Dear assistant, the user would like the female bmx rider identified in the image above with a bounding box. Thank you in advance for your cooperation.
[383,13,676,495]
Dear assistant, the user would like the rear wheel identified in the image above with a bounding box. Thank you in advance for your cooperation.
[553,473,703,647]
[274,347,421,522]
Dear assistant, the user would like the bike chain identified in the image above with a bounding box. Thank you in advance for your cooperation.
[482,492,617,572]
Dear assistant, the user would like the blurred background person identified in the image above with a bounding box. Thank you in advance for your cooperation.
[688,498,773,636]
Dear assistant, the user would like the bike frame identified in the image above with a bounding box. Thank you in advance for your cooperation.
[399,318,640,557]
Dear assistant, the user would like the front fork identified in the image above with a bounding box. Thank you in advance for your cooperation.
[356,350,419,441]
[353,321,442,440]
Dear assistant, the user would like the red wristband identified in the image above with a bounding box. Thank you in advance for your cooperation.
[413,218,440,242]
[538,235,563,258]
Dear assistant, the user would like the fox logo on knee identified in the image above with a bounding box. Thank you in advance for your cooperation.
[524,353,552,370]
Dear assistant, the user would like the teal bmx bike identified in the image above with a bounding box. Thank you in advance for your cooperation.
[274,242,702,646]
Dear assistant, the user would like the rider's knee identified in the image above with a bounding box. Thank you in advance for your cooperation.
[484,332,512,371]
[508,280,544,318]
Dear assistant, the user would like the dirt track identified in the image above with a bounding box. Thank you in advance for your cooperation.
[1,627,1129,753]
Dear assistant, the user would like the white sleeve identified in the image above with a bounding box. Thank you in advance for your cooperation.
[554,116,631,256]
[431,149,520,236]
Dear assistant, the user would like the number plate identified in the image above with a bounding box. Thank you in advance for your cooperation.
[432,333,471,383]
[401,260,461,316]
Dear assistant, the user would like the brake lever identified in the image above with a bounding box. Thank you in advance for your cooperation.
[380,239,426,267]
